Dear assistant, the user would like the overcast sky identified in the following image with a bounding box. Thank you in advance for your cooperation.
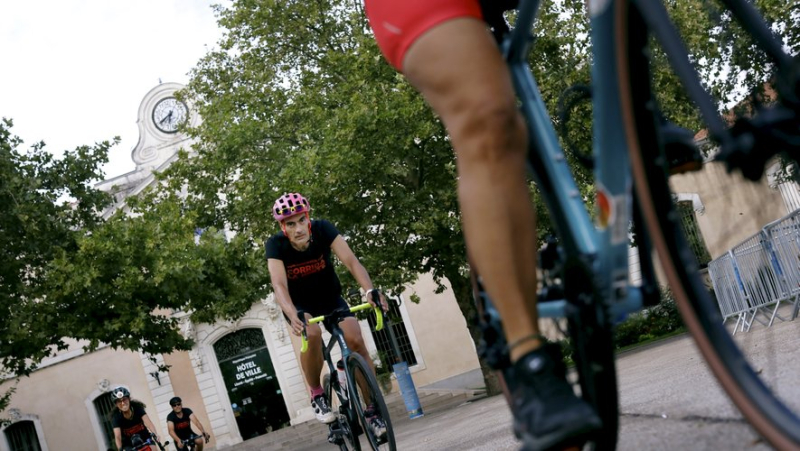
[1,0,226,180]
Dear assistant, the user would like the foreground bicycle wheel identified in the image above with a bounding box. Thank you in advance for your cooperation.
[346,353,396,451]
[617,2,800,449]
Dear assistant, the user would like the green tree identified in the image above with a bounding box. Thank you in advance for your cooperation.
[0,118,112,376]
[1,119,268,382]
[44,191,269,361]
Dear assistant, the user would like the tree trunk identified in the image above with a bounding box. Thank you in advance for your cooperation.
[445,270,506,397]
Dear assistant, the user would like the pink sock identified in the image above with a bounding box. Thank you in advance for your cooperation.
[310,386,324,398]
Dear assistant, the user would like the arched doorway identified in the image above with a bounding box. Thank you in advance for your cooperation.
[214,328,290,440]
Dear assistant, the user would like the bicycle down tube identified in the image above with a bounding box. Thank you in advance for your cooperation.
[506,0,644,321]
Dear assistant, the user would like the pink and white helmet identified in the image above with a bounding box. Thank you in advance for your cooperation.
[272,193,311,222]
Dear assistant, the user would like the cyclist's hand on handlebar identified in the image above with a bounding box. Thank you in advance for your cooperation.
[291,311,306,336]
[367,289,388,312]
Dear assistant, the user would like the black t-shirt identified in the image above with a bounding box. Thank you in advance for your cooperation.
[111,405,149,446]
[265,219,342,309]
[167,408,195,440]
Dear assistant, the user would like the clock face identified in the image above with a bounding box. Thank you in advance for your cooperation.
[152,97,188,133]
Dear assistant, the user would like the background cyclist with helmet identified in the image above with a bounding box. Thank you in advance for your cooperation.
[109,386,159,451]
[265,192,389,439]
[166,396,211,450]
[362,1,601,450]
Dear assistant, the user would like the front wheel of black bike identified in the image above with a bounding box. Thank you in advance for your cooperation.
[346,353,396,451]
[617,2,800,449]
[324,373,359,451]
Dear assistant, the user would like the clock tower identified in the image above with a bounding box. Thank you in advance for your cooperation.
[96,82,198,215]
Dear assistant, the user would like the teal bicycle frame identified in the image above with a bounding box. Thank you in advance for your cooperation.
[506,0,644,321]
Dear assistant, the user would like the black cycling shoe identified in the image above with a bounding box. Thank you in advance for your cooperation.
[511,346,602,451]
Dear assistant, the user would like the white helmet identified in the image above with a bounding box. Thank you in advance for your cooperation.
[111,386,130,400]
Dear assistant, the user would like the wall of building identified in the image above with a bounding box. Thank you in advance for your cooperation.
[669,161,787,259]
[0,347,159,451]
[162,351,215,448]
[396,273,482,390]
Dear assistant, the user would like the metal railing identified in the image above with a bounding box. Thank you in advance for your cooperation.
[707,209,800,333]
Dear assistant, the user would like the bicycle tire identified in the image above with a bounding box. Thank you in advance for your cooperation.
[346,353,396,451]
[564,286,619,451]
[324,372,360,451]
[616,2,800,449]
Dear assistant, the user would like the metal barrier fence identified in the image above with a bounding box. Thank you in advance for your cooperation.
[707,209,800,333]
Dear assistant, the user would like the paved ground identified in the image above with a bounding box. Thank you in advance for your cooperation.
[236,305,799,450]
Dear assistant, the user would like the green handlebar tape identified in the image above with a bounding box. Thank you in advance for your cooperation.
[300,303,384,352]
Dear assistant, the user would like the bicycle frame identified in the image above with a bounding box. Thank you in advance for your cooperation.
[300,303,385,399]
[507,0,645,321]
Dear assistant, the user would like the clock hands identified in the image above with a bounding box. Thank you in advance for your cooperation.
[159,110,174,125]
[153,98,187,132]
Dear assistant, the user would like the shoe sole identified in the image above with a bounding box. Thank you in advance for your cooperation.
[521,427,598,451]
[518,421,600,451]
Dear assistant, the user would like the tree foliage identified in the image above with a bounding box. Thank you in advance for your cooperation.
[173,0,465,299]
[44,191,269,361]
[1,118,112,375]
[1,118,268,378]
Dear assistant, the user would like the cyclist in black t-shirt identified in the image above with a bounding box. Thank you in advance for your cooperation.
[166,397,210,450]
[265,193,388,438]
[109,386,159,451]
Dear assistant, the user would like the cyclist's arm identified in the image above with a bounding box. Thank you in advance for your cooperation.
[188,413,209,439]
[113,427,123,450]
[268,258,304,335]
[167,421,182,448]
[330,236,386,309]
[142,414,158,442]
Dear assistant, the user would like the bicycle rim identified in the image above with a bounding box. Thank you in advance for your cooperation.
[347,353,396,451]
[616,2,800,449]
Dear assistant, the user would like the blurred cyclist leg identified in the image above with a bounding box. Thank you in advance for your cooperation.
[365,2,601,448]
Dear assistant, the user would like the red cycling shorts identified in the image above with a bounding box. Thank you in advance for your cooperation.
[364,0,484,71]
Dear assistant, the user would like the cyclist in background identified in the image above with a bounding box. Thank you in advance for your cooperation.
[363,1,601,449]
[265,192,389,439]
[166,396,211,450]
[109,386,159,451]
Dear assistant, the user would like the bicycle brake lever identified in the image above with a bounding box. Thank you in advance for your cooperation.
[369,290,386,312]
